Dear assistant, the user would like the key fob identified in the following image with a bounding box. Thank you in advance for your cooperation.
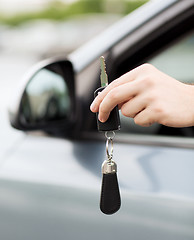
[94,86,121,132]
[100,160,121,214]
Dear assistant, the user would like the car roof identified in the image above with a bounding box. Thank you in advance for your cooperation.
[69,0,193,73]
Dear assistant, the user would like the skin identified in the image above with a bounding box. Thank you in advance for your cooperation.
[90,63,194,127]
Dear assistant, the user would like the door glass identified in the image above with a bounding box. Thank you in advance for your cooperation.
[149,31,194,84]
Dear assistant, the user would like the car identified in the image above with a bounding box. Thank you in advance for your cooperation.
[2,0,194,239]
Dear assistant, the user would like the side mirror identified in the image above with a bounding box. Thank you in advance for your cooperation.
[9,58,76,134]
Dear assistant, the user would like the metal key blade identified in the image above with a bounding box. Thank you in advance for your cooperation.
[100,56,108,87]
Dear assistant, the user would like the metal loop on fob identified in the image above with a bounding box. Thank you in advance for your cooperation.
[105,131,115,161]
[105,131,115,140]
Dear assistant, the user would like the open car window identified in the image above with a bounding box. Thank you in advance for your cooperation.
[149,31,194,84]
[119,30,194,137]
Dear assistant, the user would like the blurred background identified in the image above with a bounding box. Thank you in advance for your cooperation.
[0,0,148,56]
[0,0,149,69]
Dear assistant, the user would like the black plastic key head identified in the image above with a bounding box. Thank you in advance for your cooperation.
[94,86,120,132]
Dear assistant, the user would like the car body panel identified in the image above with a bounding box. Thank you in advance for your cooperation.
[0,135,194,239]
[0,179,194,240]
[1,133,194,195]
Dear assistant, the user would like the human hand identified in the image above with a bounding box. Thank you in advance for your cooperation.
[90,63,194,127]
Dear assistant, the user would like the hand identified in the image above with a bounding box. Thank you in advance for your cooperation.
[90,63,194,127]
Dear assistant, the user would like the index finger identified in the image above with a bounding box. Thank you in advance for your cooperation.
[98,80,141,122]
[90,71,134,112]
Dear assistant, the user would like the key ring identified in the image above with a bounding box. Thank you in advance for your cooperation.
[105,131,115,140]
[106,138,113,161]
[105,131,114,161]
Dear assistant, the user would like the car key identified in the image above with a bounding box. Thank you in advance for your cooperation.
[94,56,120,132]
[93,56,121,215]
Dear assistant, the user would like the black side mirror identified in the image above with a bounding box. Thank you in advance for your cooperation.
[9,57,76,134]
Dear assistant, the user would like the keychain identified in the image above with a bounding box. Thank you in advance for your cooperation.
[94,56,121,215]
[100,131,121,214]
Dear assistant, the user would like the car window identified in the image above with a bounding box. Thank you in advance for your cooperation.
[119,30,194,136]
[149,31,194,84]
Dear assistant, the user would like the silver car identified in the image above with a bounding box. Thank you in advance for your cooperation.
[2,0,194,239]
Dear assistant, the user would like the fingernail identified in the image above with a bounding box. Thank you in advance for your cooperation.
[98,115,105,123]
[90,102,97,112]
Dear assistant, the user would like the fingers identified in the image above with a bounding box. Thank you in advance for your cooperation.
[134,108,156,127]
[90,65,141,113]
[120,94,148,118]
[90,63,159,125]
[98,81,141,122]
